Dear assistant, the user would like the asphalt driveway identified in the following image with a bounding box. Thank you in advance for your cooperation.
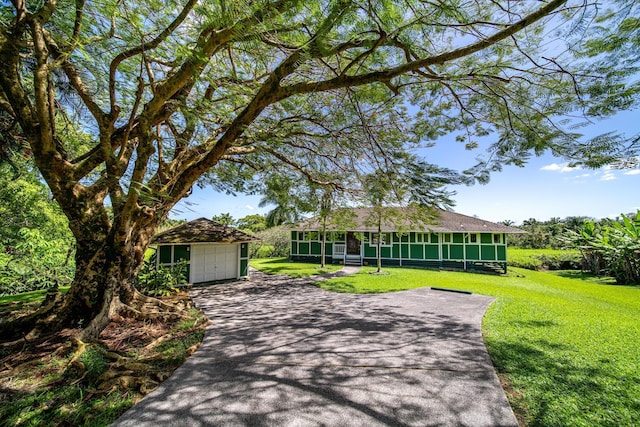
[113,271,518,426]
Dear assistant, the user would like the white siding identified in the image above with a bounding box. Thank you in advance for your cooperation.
[191,244,239,283]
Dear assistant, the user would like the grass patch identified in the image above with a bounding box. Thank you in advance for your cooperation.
[0,291,208,427]
[0,287,69,317]
[508,248,581,271]
[319,266,640,426]
[250,257,342,277]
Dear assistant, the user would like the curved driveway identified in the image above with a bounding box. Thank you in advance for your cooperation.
[114,271,518,426]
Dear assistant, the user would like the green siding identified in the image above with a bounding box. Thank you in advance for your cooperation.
[425,245,439,260]
[299,242,309,255]
[380,246,391,258]
[291,242,297,254]
[392,244,400,258]
[364,245,376,258]
[325,243,332,255]
[452,233,463,244]
[401,244,409,258]
[442,245,449,259]
[291,231,297,240]
[497,246,506,261]
[481,245,496,261]
[450,244,464,259]
[410,244,423,259]
[481,233,492,244]
[466,245,480,260]
[311,242,321,255]
[240,259,248,276]
[240,243,248,258]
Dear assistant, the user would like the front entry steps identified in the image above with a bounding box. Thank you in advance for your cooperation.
[344,255,362,266]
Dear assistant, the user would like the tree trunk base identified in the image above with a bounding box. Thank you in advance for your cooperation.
[1,289,186,343]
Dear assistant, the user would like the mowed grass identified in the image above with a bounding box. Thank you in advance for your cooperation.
[250,257,341,277]
[508,247,583,271]
[251,259,640,426]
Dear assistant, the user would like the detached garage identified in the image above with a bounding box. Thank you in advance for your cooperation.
[151,218,258,284]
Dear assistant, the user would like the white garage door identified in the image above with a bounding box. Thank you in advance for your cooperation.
[190,244,238,283]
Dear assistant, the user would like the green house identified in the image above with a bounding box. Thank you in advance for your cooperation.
[290,208,524,273]
[151,218,257,283]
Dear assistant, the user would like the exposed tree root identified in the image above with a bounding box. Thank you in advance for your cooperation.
[1,289,207,421]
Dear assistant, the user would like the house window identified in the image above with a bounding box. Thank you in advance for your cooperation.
[493,233,502,244]
[443,233,451,243]
[372,232,392,246]
[469,233,478,243]
[415,233,423,243]
[298,231,308,241]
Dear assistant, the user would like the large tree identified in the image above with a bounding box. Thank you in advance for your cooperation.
[0,0,637,339]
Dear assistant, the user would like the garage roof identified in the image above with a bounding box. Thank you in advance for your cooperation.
[152,218,259,244]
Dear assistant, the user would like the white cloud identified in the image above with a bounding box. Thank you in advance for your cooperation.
[601,172,617,181]
[245,204,255,210]
[540,163,580,173]
[623,169,640,176]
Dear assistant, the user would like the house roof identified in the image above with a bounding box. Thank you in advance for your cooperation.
[151,218,259,244]
[292,207,525,234]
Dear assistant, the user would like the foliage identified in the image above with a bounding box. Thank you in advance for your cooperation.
[0,169,75,296]
[312,265,640,426]
[563,212,640,285]
[236,214,267,233]
[135,258,188,296]
[211,213,236,227]
[250,226,290,258]
[504,216,591,249]
[508,248,582,271]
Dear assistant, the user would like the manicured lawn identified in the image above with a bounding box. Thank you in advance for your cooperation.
[508,247,583,271]
[251,259,640,426]
[250,257,342,277]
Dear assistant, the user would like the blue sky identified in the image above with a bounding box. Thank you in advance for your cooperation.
[172,110,639,225]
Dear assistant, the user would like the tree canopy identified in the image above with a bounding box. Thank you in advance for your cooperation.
[0,0,638,338]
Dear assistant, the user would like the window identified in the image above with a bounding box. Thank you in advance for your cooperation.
[298,231,308,241]
[493,233,502,244]
[158,245,190,266]
[469,233,478,243]
[372,232,392,246]
[443,233,451,243]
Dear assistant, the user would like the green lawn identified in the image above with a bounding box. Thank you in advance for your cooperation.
[508,247,583,271]
[250,257,342,277]
[251,259,640,426]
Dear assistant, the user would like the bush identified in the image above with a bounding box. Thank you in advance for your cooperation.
[250,226,289,258]
[0,228,74,296]
[135,259,187,296]
[563,213,640,285]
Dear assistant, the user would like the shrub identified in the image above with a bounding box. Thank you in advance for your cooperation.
[251,226,289,258]
[135,259,187,296]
